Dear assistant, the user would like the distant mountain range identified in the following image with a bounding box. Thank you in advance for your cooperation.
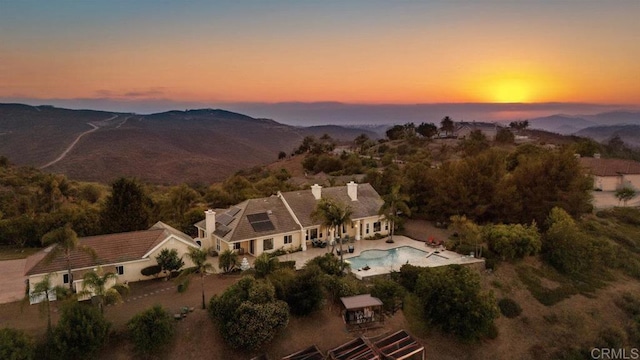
[527,111,640,146]
[0,104,377,184]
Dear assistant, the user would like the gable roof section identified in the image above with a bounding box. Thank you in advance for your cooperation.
[580,157,640,177]
[281,183,383,227]
[341,294,383,310]
[214,196,300,243]
[27,222,198,276]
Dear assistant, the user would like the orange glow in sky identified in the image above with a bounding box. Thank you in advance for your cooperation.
[1,1,639,107]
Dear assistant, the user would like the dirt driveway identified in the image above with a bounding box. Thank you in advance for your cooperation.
[0,259,28,303]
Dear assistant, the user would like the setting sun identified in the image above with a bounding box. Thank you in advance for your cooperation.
[491,78,532,103]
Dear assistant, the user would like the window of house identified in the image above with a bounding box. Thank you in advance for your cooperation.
[385,221,389,231]
[116,265,124,276]
[233,243,241,250]
[63,274,70,284]
[366,223,370,234]
[373,222,381,232]
[264,238,274,251]
[309,228,318,239]
[216,238,221,251]
[284,235,292,244]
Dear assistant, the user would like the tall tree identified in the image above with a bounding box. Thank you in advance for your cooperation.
[312,198,353,270]
[178,247,213,309]
[41,224,96,291]
[440,116,455,136]
[168,184,199,225]
[101,177,152,233]
[27,273,69,336]
[379,185,411,243]
[416,122,438,139]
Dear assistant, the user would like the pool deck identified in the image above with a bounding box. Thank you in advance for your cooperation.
[276,235,484,278]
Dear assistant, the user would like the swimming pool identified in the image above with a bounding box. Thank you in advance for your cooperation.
[346,246,434,271]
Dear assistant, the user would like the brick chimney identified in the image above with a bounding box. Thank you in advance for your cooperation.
[311,184,322,200]
[347,181,358,201]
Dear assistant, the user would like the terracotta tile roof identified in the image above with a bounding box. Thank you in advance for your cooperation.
[26,223,197,276]
[579,157,640,177]
[281,183,383,227]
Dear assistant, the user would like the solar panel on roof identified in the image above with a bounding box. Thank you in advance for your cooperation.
[247,213,270,222]
[217,213,234,226]
[228,207,241,216]
[251,221,275,232]
[214,224,232,237]
[247,212,275,232]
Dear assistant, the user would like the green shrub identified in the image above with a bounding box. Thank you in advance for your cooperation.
[209,277,289,350]
[306,253,342,276]
[0,328,35,360]
[498,298,522,318]
[140,265,161,277]
[51,303,110,360]
[279,260,296,270]
[127,305,175,355]
[371,278,405,314]
[596,327,625,348]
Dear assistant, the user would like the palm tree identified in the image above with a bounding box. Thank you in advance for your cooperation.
[27,273,68,336]
[312,198,353,271]
[41,224,96,291]
[178,247,214,309]
[81,267,128,314]
[379,185,411,243]
[218,249,239,273]
[254,253,279,278]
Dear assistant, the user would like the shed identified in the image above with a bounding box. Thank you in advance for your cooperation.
[340,294,385,330]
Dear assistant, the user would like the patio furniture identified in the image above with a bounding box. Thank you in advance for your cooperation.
[348,245,355,253]
[311,238,327,248]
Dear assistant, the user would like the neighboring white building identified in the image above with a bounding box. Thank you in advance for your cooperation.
[454,122,500,140]
[25,221,200,304]
[194,182,389,257]
[580,156,640,191]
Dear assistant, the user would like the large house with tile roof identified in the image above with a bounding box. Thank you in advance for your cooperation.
[25,221,200,304]
[194,182,389,257]
[580,156,640,191]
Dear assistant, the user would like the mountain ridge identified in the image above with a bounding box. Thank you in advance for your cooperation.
[0,104,377,184]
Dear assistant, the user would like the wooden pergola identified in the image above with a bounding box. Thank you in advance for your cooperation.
[281,345,324,360]
[373,330,425,360]
[328,337,379,360]
[327,329,425,360]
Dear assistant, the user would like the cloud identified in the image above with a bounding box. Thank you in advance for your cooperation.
[92,88,166,99]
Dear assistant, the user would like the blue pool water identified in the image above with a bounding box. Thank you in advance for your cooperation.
[346,246,429,270]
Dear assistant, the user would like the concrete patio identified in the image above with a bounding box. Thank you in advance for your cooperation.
[275,235,485,278]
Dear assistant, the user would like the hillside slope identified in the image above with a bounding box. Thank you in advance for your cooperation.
[0,104,377,184]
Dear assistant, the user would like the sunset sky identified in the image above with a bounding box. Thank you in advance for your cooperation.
[2,1,639,112]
